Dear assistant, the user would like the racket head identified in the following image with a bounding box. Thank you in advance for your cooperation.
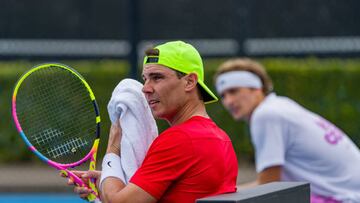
[12,63,100,167]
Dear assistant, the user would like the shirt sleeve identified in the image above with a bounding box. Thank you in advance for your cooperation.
[129,130,194,200]
[251,110,286,173]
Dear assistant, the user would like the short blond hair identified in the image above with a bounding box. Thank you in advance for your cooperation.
[214,58,273,94]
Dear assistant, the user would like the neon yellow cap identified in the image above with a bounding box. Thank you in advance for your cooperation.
[143,41,218,104]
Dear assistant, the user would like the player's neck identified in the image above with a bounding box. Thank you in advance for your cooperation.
[168,99,208,126]
[246,92,266,122]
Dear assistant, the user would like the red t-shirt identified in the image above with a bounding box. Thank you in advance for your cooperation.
[130,116,238,203]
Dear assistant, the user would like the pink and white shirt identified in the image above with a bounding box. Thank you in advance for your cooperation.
[250,93,360,203]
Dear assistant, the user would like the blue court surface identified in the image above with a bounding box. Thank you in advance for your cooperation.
[0,193,87,203]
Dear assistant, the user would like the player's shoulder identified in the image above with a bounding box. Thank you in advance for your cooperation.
[156,116,213,142]
[254,93,283,112]
[147,127,193,156]
[161,126,187,136]
[156,125,191,144]
[252,94,295,122]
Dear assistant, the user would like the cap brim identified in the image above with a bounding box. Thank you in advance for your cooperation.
[197,80,218,104]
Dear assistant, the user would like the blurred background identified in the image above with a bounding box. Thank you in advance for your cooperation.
[1,0,360,202]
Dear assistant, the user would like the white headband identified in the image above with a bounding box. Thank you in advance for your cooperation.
[216,71,262,95]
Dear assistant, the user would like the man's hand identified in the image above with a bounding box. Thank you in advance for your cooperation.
[60,170,101,199]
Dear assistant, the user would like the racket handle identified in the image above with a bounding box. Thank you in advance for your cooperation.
[60,170,98,202]
[88,177,99,202]
[87,142,100,202]
[60,170,86,187]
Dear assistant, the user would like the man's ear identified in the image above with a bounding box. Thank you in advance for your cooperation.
[184,73,198,92]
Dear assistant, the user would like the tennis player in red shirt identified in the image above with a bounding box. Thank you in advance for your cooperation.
[71,41,238,203]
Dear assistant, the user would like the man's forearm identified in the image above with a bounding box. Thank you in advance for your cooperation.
[237,180,259,190]
[101,177,126,203]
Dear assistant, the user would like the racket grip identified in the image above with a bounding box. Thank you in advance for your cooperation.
[87,175,99,201]
[60,170,86,187]
[61,170,98,202]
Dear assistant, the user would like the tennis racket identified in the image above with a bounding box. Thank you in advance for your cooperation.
[12,63,100,202]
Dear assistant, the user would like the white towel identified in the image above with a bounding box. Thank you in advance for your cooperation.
[107,78,158,184]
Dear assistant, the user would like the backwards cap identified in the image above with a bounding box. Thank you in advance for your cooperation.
[143,40,218,104]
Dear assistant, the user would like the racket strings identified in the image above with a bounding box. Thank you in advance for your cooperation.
[46,137,89,159]
[16,66,97,164]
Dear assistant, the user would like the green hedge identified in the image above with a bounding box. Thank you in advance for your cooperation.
[1,58,360,163]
